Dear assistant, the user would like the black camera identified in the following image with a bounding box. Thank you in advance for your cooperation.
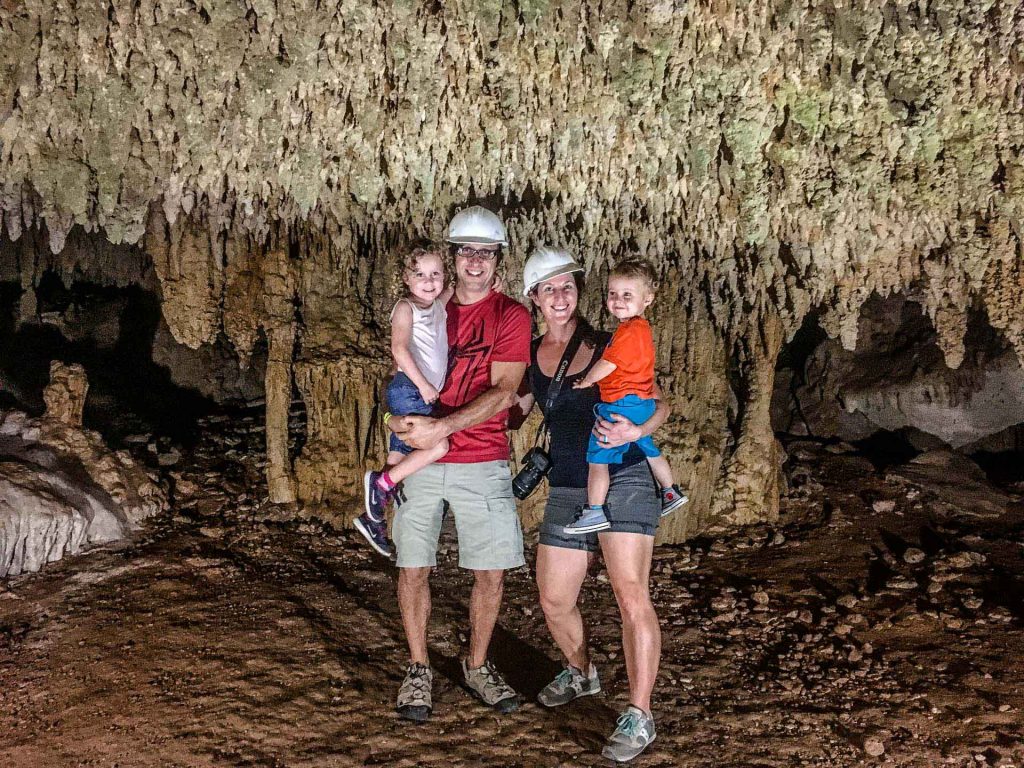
[512,447,552,499]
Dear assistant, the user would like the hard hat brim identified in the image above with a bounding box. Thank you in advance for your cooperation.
[523,262,584,295]
[447,235,508,246]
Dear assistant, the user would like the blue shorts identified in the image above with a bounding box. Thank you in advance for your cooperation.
[387,372,434,455]
[587,394,661,465]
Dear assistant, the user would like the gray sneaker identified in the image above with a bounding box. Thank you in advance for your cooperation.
[602,705,656,762]
[461,659,520,713]
[396,662,432,722]
[564,504,611,535]
[537,663,601,707]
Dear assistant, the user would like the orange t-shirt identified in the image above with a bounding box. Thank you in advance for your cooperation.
[599,317,656,402]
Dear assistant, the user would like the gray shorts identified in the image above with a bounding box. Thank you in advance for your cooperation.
[539,461,659,552]
[393,460,526,571]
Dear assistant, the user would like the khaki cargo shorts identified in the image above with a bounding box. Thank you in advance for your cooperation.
[392,460,526,571]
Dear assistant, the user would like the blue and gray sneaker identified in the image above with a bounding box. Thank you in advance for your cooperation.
[537,663,601,707]
[353,512,394,558]
[660,484,689,517]
[363,470,391,522]
[564,504,611,535]
[602,705,657,762]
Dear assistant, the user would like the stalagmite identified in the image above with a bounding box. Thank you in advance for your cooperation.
[711,311,786,529]
[0,365,167,576]
[42,361,88,427]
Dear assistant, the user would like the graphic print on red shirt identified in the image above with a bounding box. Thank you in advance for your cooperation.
[437,290,531,463]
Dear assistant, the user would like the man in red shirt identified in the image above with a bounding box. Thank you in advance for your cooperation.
[388,206,531,722]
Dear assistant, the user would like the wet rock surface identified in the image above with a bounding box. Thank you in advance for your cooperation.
[1,417,1022,767]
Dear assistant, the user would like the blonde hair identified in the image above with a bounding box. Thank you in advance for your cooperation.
[609,258,657,292]
[392,243,446,299]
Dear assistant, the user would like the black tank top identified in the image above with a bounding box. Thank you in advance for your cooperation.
[529,330,646,488]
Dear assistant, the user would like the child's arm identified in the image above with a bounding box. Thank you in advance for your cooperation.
[573,358,616,389]
[439,284,455,305]
[391,301,440,404]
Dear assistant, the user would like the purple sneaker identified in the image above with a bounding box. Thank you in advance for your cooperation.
[364,470,392,522]
[353,512,394,558]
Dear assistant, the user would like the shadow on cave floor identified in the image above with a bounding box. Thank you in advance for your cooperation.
[1,417,1022,767]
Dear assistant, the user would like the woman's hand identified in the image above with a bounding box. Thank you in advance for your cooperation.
[593,413,642,448]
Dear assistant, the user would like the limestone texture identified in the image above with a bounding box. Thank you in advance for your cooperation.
[42,361,88,426]
[0,367,167,577]
[0,1,1021,539]
[779,294,1024,449]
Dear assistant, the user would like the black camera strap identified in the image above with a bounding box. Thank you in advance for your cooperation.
[537,325,584,442]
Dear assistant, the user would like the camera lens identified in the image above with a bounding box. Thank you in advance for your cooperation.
[512,448,552,500]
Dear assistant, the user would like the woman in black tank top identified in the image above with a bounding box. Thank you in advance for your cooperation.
[513,254,670,760]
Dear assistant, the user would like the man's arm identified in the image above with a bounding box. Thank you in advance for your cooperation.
[394,361,528,450]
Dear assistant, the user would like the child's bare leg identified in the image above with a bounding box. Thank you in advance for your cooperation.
[386,438,449,485]
[385,450,405,469]
[587,463,610,508]
[646,455,675,489]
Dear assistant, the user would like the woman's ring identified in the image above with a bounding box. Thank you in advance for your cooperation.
[601,435,608,443]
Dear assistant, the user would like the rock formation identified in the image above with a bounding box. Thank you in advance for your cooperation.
[0,1,1021,539]
[0,366,167,577]
[778,294,1024,451]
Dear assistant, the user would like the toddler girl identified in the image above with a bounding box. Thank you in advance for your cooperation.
[354,246,453,556]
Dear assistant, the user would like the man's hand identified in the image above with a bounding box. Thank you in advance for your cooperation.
[593,412,642,448]
[392,414,451,451]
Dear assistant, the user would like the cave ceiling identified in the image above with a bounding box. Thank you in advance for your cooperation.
[0,0,1022,359]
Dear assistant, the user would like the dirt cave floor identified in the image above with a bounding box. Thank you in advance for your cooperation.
[1,411,1023,768]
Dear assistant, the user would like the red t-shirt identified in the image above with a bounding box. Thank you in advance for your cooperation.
[599,316,656,401]
[437,290,531,462]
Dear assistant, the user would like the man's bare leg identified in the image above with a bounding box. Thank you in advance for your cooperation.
[468,569,505,667]
[398,566,432,665]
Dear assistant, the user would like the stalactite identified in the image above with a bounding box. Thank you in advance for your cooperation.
[1,0,1021,539]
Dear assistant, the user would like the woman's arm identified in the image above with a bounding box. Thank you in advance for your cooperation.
[595,382,673,447]
[391,301,439,403]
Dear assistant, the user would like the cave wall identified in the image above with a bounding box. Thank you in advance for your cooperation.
[1,1,1022,539]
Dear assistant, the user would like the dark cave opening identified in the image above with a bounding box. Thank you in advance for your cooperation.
[772,293,1024,483]
[0,272,250,447]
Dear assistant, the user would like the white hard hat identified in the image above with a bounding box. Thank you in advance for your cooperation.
[522,246,584,296]
[447,206,508,246]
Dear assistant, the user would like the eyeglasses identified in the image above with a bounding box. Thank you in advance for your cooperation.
[455,246,499,261]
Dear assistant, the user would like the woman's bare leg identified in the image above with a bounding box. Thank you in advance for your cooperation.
[536,544,595,671]
[599,532,660,713]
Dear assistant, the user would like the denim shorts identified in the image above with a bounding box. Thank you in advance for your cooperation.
[586,394,661,464]
[538,461,659,552]
[387,372,434,455]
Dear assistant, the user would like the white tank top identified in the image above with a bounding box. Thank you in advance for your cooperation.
[391,297,449,390]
